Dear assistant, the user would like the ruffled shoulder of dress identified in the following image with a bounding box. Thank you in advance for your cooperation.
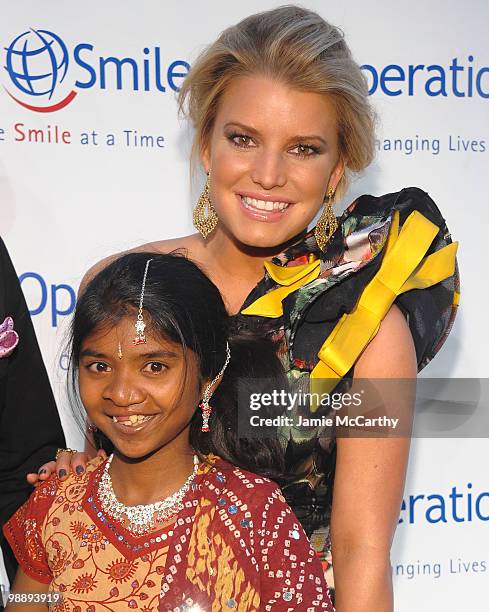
[240,187,460,374]
[271,186,452,271]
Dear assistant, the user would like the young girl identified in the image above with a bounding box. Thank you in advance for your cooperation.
[4,252,334,611]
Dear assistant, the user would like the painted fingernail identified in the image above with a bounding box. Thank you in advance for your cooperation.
[58,469,67,478]
[76,465,84,475]
[38,468,47,475]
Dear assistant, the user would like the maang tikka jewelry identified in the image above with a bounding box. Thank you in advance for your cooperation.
[193,169,219,239]
[314,186,338,252]
[200,342,231,432]
[117,341,123,360]
[134,258,153,345]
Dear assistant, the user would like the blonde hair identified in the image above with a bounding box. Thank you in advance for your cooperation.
[178,5,376,197]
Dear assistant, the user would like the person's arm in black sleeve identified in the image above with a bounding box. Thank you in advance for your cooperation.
[0,237,66,585]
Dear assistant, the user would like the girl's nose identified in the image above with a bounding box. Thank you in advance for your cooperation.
[102,371,146,407]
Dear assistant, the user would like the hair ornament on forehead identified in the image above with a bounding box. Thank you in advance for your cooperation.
[133,258,153,345]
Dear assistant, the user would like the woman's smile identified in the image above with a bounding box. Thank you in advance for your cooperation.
[236,193,293,222]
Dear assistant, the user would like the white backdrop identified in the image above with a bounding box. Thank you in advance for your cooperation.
[0,1,487,608]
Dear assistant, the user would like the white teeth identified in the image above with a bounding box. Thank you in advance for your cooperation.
[241,196,289,212]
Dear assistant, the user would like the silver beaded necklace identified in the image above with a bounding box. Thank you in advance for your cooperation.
[98,454,200,536]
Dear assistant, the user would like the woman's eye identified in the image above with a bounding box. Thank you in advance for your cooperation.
[87,362,111,373]
[228,133,255,148]
[143,362,166,374]
[290,144,320,157]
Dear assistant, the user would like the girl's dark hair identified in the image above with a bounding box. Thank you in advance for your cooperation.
[69,251,289,482]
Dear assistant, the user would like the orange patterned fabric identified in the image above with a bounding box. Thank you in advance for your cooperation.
[4,457,170,610]
[4,455,334,611]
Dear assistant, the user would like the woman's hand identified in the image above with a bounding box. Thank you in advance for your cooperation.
[26,448,107,485]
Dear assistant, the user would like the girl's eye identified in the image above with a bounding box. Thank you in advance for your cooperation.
[290,144,320,157]
[143,362,166,374]
[87,362,111,373]
[228,133,255,148]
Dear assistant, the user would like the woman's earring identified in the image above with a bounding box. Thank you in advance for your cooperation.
[88,423,98,433]
[193,170,218,239]
[314,186,338,252]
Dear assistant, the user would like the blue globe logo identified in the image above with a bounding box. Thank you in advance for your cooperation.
[4,28,69,100]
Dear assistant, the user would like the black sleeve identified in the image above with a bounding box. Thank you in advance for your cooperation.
[0,237,66,583]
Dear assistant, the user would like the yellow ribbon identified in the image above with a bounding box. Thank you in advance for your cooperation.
[241,209,459,409]
[241,258,320,318]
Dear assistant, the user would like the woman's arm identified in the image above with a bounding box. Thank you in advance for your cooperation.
[330,303,417,612]
[5,568,49,612]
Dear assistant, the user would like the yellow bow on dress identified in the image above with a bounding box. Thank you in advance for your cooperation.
[242,210,459,409]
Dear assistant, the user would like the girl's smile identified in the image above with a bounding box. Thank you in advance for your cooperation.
[109,413,159,434]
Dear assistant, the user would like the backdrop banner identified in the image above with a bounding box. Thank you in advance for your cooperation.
[0,1,487,608]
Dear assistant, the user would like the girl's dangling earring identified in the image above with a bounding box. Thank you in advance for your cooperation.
[199,388,213,433]
[199,342,231,432]
[314,186,338,252]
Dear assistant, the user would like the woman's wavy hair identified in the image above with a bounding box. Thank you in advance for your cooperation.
[178,4,376,197]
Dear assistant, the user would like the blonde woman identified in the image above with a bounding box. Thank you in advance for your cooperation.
[30,6,459,610]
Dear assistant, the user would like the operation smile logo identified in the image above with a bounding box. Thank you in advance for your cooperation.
[3,27,489,113]
[3,27,189,112]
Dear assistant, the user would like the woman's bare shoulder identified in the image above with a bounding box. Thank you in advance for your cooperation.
[78,234,201,295]
[139,233,201,256]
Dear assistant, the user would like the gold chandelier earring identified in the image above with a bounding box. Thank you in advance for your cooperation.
[314,186,338,252]
[193,170,219,239]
